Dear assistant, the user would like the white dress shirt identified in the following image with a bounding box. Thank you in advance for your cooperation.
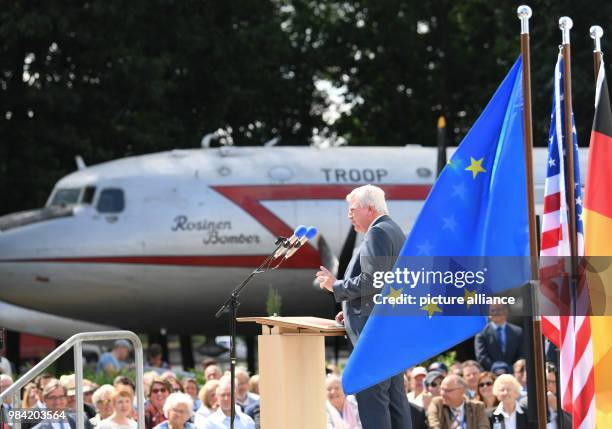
[492,401,524,429]
[199,409,254,429]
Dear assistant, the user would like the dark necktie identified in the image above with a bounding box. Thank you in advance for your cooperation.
[497,326,506,355]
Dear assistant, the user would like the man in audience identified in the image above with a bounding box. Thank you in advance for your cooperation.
[427,363,448,376]
[426,375,489,429]
[513,359,527,399]
[474,303,525,371]
[204,366,222,382]
[449,362,463,377]
[545,363,572,429]
[97,340,131,376]
[407,367,427,407]
[234,368,259,410]
[34,374,55,408]
[461,361,482,399]
[490,361,511,377]
[1,375,13,428]
[421,371,444,411]
[146,344,169,370]
[32,379,94,429]
[200,377,254,429]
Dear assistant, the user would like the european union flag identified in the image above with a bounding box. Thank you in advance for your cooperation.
[342,57,530,394]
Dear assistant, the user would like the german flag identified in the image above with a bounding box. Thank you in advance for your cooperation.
[584,60,612,427]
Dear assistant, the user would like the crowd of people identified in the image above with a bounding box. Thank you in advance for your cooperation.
[1,352,566,429]
[0,352,262,429]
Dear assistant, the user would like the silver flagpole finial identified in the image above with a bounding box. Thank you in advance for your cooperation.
[559,17,573,44]
[517,6,532,34]
[590,25,603,53]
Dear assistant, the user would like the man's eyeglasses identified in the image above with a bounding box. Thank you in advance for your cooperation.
[46,395,66,401]
[429,381,440,388]
[478,381,494,388]
[151,388,168,394]
[440,387,462,393]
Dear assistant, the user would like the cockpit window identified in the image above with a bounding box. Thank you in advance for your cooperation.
[97,188,125,213]
[50,188,81,206]
[82,186,96,204]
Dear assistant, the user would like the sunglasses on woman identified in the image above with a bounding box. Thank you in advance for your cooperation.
[478,381,493,387]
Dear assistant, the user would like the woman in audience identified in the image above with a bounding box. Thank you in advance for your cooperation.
[91,385,116,426]
[182,378,200,411]
[248,375,259,396]
[325,375,361,429]
[153,392,195,429]
[489,374,528,429]
[145,378,172,429]
[161,372,183,393]
[194,380,219,427]
[475,371,499,411]
[21,382,40,408]
[98,389,137,429]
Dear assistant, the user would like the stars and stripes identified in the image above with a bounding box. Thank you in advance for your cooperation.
[539,53,595,429]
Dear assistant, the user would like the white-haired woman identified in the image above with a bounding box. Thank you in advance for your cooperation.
[488,374,528,429]
[325,375,361,429]
[153,392,195,429]
[91,384,116,426]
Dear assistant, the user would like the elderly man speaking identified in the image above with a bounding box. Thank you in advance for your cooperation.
[316,185,412,429]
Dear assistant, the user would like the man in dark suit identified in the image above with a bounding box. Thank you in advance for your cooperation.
[474,303,525,371]
[317,185,411,429]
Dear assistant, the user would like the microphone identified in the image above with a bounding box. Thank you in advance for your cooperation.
[284,226,318,260]
[273,225,307,258]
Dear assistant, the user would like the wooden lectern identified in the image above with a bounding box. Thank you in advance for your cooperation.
[238,316,345,429]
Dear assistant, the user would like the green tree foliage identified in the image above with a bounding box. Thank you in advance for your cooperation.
[1,1,610,214]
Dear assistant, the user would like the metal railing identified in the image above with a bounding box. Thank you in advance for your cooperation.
[0,331,144,429]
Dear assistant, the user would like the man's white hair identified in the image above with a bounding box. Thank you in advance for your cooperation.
[346,185,389,214]
[163,392,194,419]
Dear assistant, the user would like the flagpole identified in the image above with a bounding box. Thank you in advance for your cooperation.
[517,6,548,429]
[590,26,603,81]
[559,17,579,267]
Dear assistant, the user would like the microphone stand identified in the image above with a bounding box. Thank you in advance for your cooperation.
[214,236,289,429]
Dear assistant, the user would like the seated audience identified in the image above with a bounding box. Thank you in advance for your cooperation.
[426,375,489,429]
[407,366,427,407]
[98,390,137,429]
[462,360,482,399]
[22,382,40,409]
[145,379,172,429]
[234,368,259,409]
[474,372,499,411]
[488,374,528,429]
[324,375,361,429]
[199,377,254,429]
[153,393,195,429]
[91,385,116,426]
[194,381,220,425]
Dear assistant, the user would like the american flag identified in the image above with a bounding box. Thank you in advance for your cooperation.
[539,53,595,429]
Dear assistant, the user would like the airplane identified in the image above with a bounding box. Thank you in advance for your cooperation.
[0,144,588,340]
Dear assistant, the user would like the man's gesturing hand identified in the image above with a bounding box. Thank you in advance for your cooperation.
[316,265,336,292]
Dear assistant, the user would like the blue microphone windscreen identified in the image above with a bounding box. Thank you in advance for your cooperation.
[294,225,307,237]
[305,226,318,240]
